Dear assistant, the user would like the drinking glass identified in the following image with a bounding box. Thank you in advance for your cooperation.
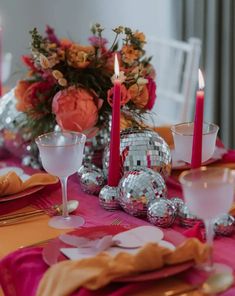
[180,167,234,272]
[36,131,86,229]
[171,122,219,164]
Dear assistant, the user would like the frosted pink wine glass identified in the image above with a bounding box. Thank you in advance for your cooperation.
[171,122,219,164]
[180,167,234,272]
[36,131,86,229]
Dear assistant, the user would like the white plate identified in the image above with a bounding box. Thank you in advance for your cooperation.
[113,226,164,248]
[20,174,30,181]
[60,240,175,261]
[0,167,24,176]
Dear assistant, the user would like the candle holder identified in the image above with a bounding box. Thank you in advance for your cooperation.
[171,122,219,164]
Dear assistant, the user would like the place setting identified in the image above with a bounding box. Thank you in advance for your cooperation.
[0,11,235,296]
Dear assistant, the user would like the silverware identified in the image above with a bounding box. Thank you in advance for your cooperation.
[0,200,79,226]
[20,238,54,249]
[110,218,122,225]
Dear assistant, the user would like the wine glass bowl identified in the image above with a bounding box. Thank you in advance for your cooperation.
[36,131,86,229]
[171,122,219,164]
[180,167,234,272]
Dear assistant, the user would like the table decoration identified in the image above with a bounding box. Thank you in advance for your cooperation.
[170,197,184,214]
[99,185,120,210]
[171,122,219,165]
[103,127,172,180]
[191,69,205,168]
[107,53,121,187]
[80,166,105,195]
[1,24,156,166]
[118,168,167,217]
[37,236,209,296]
[214,214,235,236]
[178,204,203,228]
[147,198,176,227]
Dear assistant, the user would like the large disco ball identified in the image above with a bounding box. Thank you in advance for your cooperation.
[103,128,172,180]
[118,168,167,217]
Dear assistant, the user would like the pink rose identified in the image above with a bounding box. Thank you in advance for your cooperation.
[145,77,157,110]
[52,86,102,132]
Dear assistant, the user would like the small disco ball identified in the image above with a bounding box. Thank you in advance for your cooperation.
[178,204,203,228]
[118,169,167,217]
[79,165,105,195]
[147,198,176,227]
[103,128,171,180]
[214,214,235,236]
[99,185,120,211]
[77,163,100,177]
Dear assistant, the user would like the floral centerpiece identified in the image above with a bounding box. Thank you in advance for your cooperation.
[14,24,156,142]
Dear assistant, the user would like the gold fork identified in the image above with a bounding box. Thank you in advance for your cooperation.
[110,218,122,225]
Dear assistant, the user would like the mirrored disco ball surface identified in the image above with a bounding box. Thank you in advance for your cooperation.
[103,128,172,180]
[118,169,167,217]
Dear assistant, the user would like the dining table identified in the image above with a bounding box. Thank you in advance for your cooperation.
[0,132,235,296]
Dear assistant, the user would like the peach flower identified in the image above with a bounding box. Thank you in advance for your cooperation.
[133,31,146,44]
[67,44,95,68]
[52,86,101,132]
[121,45,141,64]
[128,83,149,108]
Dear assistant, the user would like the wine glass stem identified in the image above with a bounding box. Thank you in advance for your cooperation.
[60,177,69,218]
[204,219,214,271]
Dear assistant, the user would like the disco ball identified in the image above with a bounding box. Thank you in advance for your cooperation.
[118,168,167,217]
[103,128,171,180]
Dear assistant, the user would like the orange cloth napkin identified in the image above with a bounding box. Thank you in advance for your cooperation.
[0,172,58,197]
[36,238,209,296]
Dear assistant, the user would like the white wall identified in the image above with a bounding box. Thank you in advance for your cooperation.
[0,0,178,86]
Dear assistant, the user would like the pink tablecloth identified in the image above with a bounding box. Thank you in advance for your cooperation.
[0,150,235,296]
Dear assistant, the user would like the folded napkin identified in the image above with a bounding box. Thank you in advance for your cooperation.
[36,238,209,296]
[0,172,58,197]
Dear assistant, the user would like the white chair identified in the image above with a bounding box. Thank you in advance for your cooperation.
[145,37,201,126]
[2,52,12,83]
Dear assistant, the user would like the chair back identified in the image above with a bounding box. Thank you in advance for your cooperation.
[2,52,12,83]
[145,37,201,126]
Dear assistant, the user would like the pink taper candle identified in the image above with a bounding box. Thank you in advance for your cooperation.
[107,54,121,186]
[191,69,205,168]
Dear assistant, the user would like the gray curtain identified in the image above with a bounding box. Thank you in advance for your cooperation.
[176,0,235,149]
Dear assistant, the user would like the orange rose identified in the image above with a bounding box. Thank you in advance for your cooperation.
[128,83,149,108]
[67,44,95,68]
[52,86,100,132]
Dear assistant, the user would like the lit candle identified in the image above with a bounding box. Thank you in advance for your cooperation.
[191,69,205,169]
[107,54,121,186]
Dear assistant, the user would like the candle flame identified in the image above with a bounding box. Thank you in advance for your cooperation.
[114,53,120,79]
[198,69,205,89]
